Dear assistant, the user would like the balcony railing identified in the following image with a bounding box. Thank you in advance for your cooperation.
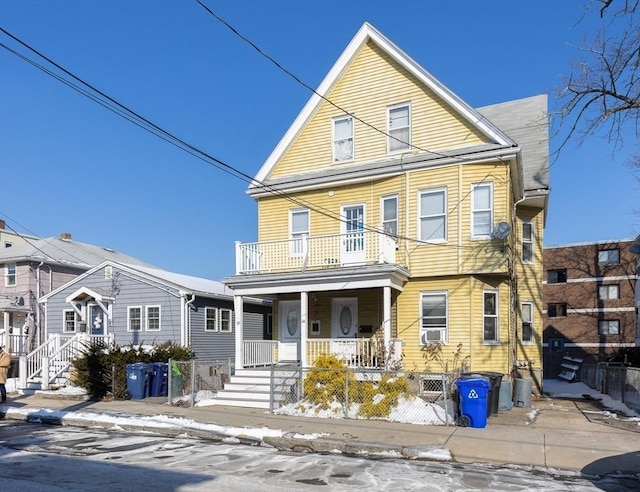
[235,231,397,275]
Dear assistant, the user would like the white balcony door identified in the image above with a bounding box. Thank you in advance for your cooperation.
[341,204,365,264]
[279,300,301,361]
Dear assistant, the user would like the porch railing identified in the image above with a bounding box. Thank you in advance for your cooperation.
[20,333,115,389]
[0,330,29,356]
[243,340,278,367]
[307,338,402,369]
[235,231,397,275]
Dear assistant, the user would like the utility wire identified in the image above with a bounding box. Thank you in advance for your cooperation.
[0,26,509,250]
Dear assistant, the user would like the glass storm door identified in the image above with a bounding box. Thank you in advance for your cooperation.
[279,300,301,361]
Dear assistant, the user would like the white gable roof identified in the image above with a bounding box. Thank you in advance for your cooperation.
[250,22,514,189]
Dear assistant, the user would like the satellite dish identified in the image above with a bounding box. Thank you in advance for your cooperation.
[492,222,511,240]
[629,242,640,254]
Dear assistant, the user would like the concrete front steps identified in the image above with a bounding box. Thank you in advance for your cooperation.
[209,368,272,409]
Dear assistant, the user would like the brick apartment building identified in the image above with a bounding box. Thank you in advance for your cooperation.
[543,239,640,378]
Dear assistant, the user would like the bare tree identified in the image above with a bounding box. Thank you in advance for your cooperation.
[556,0,639,152]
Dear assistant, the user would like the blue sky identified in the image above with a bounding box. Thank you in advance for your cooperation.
[1,1,638,281]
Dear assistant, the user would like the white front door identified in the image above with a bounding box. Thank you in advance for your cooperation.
[279,300,301,361]
[331,298,358,338]
[341,205,365,264]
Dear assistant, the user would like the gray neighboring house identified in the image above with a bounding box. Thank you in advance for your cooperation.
[38,261,272,361]
[0,223,154,355]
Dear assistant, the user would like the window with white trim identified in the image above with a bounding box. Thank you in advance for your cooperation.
[598,320,619,335]
[522,221,533,263]
[290,209,309,256]
[598,284,620,300]
[419,188,446,242]
[598,249,620,265]
[205,307,218,332]
[220,308,232,333]
[333,116,353,162]
[387,103,410,153]
[146,306,161,331]
[128,306,142,332]
[483,291,499,343]
[471,183,493,239]
[521,302,534,343]
[420,292,448,344]
[381,195,398,236]
[5,262,16,286]
[63,309,79,333]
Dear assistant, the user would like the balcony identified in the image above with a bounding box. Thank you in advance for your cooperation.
[235,231,399,275]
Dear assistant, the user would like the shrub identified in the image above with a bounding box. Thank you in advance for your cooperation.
[71,341,194,400]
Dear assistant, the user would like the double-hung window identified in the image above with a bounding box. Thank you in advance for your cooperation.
[522,221,533,263]
[548,303,567,318]
[5,263,16,286]
[483,291,499,343]
[333,116,353,162]
[547,269,567,284]
[146,306,161,331]
[598,249,620,265]
[381,195,398,236]
[598,320,619,335]
[205,307,218,332]
[128,307,142,332]
[220,309,232,333]
[598,284,619,300]
[290,209,309,257]
[63,309,79,333]
[420,292,448,344]
[205,307,233,333]
[419,188,446,242]
[471,183,493,239]
[521,302,534,344]
[387,103,411,153]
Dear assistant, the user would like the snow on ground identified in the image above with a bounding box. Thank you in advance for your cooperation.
[542,378,640,423]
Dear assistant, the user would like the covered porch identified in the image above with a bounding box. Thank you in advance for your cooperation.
[225,261,409,370]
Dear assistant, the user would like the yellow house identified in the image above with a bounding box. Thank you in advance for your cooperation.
[224,23,548,389]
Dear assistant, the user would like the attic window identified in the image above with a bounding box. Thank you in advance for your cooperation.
[387,103,411,153]
[333,116,353,162]
[105,265,113,279]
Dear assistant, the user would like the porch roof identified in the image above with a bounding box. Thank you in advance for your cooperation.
[65,286,115,304]
[223,263,409,296]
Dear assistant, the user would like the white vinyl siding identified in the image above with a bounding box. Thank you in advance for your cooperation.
[471,182,493,239]
[387,103,410,153]
[420,292,448,344]
[333,116,353,162]
[146,306,161,331]
[419,188,446,242]
[127,306,142,332]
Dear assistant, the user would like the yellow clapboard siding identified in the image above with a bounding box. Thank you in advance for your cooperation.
[271,41,489,179]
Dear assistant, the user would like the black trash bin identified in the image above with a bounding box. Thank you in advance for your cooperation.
[466,372,503,416]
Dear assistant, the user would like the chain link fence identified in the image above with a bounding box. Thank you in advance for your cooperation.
[270,365,459,425]
[167,359,232,407]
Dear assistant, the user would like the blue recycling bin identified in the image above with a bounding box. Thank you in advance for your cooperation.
[150,362,169,397]
[126,363,151,400]
[455,376,491,428]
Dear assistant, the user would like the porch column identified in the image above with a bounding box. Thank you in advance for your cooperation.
[300,291,308,368]
[234,295,244,370]
[383,286,391,344]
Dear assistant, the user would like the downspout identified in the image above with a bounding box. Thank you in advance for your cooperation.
[510,195,527,376]
[183,293,196,347]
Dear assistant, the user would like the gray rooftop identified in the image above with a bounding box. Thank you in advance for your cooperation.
[0,236,155,270]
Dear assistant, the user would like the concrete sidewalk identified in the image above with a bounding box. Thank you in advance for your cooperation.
[1,392,639,479]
